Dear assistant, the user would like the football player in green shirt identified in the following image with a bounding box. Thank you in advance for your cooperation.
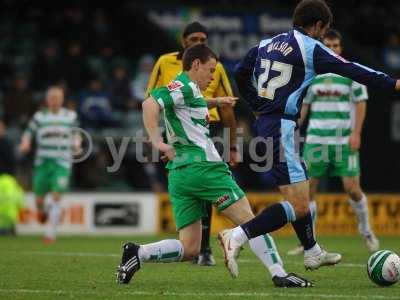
[19,86,81,243]
[116,44,312,288]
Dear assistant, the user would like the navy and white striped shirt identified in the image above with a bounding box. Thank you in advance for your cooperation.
[235,28,396,118]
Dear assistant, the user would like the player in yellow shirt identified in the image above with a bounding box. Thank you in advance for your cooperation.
[146,22,239,266]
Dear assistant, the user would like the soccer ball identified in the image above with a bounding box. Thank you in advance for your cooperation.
[367,250,400,286]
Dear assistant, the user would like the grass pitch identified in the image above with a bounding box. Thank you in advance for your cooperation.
[0,235,399,300]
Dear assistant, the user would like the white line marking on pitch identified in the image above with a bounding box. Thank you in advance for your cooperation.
[0,289,399,299]
[18,251,365,268]
[20,251,120,257]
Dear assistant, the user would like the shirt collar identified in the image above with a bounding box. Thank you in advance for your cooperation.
[179,71,197,86]
[293,27,308,36]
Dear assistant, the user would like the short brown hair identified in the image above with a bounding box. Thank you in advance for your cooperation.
[182,44,218,71]
[324,28,343,43]
[293,0,333,28]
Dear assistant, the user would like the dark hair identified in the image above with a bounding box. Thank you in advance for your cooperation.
[183,21,208,38]
[293,0,333,28]
[324,28,342,42]
[182,44,217,71]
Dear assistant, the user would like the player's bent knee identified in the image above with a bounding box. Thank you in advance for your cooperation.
[221,197,255,225]
[181,241,200,260]
[348,188,363,201]
[52,192,62,202]
[343,181,362,201]
[294,204,309,219]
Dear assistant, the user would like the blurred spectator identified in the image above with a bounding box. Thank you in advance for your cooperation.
[89,9,112,52]
[87,44,115,82]
[0,120,16,175]
[0,60,12,91]
[93,10,110,37]
[63,7,88,41]
[107,65,135,110]
[61,41,90,91]
[31,41,62,90]
[131,54,155,108]
[2,74,35,128]
[77,76,118,129]
[383,33,400,74]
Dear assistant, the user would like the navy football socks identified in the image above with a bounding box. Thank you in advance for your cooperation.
[240,201,316,250]
[291,212,316,250]
[240,203,288,239]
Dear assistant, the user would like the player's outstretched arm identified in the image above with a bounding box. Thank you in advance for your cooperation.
[206,97,238,108]
[314,44,397,90]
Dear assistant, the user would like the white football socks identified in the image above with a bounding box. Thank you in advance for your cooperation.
[45,201,61,240]
[231,226,249,247]
[138,239,184,263]
[304,243,322,257]
[249,235,287,278]
[349,193,372,236]
[309,200,317,235]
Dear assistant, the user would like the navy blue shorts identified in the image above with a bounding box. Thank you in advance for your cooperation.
[253,114,308,186]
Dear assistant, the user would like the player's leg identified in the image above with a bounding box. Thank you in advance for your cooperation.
[220,196,284,278]
[342,176,379,252]
[141,221,201,262]
[335,146,379,252]
[287,177,320,256]
[309,177,320,233]
[33,164,50,224]
[117,220,200,284]
[35,195,47,223]
[44,164,70,243]
[116,165,203,284]
[198,163,286,279]
[195,122,224,266]
[303,143,331,235]
[43,192,62,243]
[220,196,312,287]
[199,162,312,287]
[196,201,215,266]
[226,118,340,270]
[227,180,340,270]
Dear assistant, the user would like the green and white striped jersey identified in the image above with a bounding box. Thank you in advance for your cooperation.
[304,73,368,145]
[150,72,221,169]
[24,108,78,169]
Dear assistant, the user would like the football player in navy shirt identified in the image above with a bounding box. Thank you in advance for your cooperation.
[218,0,400,279]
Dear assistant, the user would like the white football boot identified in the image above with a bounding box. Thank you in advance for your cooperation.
[287,245,304,256]
[363,233,380,253]
[217,229,242,278]
[304,248,342,270]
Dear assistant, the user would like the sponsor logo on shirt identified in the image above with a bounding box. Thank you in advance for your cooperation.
[316,89,343,97]
[167,80,184,91]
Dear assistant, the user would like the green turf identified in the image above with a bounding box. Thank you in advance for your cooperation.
[0,235,399,300]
